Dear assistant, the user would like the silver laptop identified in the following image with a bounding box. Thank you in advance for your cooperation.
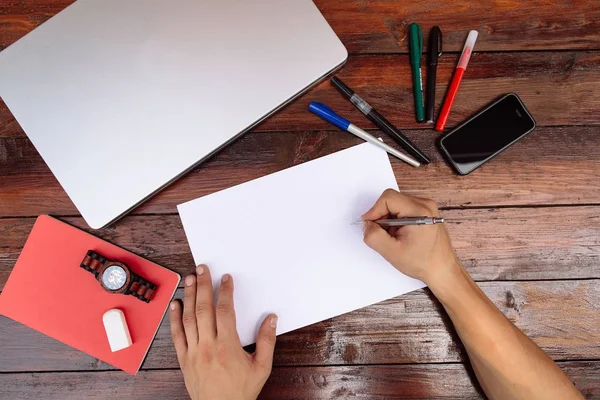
[0,0,347,229]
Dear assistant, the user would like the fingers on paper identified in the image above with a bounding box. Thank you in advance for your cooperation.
[169,300,188,364]
[182,273,199,345]
[195,265,216,341]
[362,189,425,220]
[254,314,278,371]
[215,274,239,342]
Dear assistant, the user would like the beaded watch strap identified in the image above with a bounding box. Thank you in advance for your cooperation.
[125,274,157,303]
[80,250,107,277]
[81,250,157,303]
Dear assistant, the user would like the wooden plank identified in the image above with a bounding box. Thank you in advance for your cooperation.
[1,205,599,290]
[2,52,600,138]
[1,124,599,217]
[260,51,600,131]
[1,280,598,372]
[316,0,600,54]
[0,99,22,138]
[0,361,597,400]
[261,362,599,400]
[1,1,599,54]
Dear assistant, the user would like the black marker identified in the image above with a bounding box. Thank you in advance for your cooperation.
[330,76,431,165]
[426,26,442,124]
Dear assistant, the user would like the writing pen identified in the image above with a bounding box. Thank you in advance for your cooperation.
[436,30,478,131]
[308,102,420,168]
[375,217,445,227]
[330,77,430,164]
[426,26,442,124]
[409,23,425,122]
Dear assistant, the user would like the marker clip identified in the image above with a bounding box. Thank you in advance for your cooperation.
[436,28,443,57]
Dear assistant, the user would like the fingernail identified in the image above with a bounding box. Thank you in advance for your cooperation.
[185,275,194,286]
[222,274,230,283]
[170,302,176,311]
[270,315,278,329]
[196,265,204,276]
[362,221,368,233]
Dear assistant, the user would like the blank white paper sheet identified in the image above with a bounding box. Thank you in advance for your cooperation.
[178,143,425,346]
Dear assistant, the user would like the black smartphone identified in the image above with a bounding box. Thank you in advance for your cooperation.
[439,93,536,175]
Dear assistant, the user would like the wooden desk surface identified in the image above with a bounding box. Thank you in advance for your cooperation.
[1,1,599,398]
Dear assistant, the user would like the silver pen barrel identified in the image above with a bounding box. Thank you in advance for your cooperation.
[375,217,445,227]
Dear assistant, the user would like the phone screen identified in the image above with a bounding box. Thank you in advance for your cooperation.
[440,94,536,175]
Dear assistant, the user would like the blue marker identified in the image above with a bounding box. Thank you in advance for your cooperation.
[308,102,420,167]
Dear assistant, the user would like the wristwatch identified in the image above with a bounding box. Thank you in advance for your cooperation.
[80,250,157,303]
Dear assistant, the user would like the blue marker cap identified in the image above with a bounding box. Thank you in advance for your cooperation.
[308,102,351,131]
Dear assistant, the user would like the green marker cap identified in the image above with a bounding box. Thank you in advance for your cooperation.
[409,23,423,66]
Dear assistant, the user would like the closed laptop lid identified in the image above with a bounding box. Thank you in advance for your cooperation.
[0,0,347,229]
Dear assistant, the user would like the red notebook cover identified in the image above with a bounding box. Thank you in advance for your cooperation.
[0,215,181,375]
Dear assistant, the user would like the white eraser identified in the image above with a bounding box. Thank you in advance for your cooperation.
[103,309,132,352]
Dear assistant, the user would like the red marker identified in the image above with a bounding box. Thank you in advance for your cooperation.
[435,30,478,132]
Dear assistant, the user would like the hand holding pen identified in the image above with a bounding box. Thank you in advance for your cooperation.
[361,189,457,284]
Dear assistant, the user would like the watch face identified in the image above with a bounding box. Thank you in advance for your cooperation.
[102,265,128,290]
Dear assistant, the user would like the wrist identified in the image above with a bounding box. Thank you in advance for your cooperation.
[424,259,470,301]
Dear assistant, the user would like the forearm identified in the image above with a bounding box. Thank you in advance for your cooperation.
[428,263,583,400]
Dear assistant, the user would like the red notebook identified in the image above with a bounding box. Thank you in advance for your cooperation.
[0,215,181,375]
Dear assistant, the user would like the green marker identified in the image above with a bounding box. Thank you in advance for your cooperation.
[409,23,425,122]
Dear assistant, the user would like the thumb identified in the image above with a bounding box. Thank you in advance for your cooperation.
[254,314,277,369]
[363,221,398,261]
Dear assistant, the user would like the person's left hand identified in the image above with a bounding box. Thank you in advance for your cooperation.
[170,265,278,400]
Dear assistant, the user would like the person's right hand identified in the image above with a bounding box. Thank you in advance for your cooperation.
[361,189,460,287]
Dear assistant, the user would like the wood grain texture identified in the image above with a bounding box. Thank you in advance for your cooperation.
[260,51,600,131]
[0,361,597,400]
[1,205,599,291]
[1,124,599,217]
[1,0,599,54]
[1,280,598,372]
[1,0,599,397]
[316,0,600,54]
[1,52,599,138]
